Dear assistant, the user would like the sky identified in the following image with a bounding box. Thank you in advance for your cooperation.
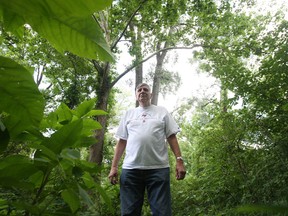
[115,49,219,112]
[114,0,288,112]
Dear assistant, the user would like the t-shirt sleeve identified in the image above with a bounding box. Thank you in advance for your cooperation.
[115,113,128,140]
[164,111,180,138]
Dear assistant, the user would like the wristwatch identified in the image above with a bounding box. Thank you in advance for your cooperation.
[176,156,184,161]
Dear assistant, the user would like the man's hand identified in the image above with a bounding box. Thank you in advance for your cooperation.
[176,160,186,180]
[108,167,118,185]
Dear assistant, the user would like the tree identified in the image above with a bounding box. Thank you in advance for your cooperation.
[112,0,189,105]
[89,0,189,164]
[170,2,288,215]
[0,1,115,214]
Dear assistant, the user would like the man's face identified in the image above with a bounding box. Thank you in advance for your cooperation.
[136,85,152,103]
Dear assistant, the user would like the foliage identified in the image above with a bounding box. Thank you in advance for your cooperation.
[0,0,116,215]
[0,56,44,140]
[1,0,288,215]
[110,0,188,102]
[0,56,112,215]
[0,60,111,214]
[0,0,114,61]
[173,6,288,215]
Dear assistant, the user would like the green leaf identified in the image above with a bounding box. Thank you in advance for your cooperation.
[0,178,35,191]
[0,199,8,210]
[0,0,114,61]
[29,142,58,162]
[61,188,80,213]
[94,183,112,208]
[59,158,74,175]
[0,155,32,169]
[61,148,81,160]
[237,204,288,214]
[0,56,44,137]
[36,0,113,17]
[76,136,96,148]
[1,9,25,37]
[78,184,94,207]
[82,172,96,189]
[282,103,288,111]
[0,155,39,190]
[72,166,84,178]
[27,171,44,188]
[0,6,2,20]
[81,172,111,207]
[11,201,41,215]
[42,119,83,154]
[73,98,96,118]
[55,103,73,125]
[83,109,108,118]
[82,118,103,135]
[29,15,114,61]
[0,120,9,153]
[43,112,60,130]
[0,0,112,18]
[78,160,100,173]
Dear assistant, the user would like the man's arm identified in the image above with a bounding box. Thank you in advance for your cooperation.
[167,134,186,180]
[108,138,127,185]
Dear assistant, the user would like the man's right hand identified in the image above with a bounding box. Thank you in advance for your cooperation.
[108,167,118,185]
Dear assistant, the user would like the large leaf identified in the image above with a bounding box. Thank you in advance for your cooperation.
[78,184,94,207]
[83,110,108,118]
[1,9,25,37]
[0,155,39,190]
[10,201,41,215]
[29,15,113,61]
[0,120,9,153]
[0,56,44,137]
[0,199,8,210]
[0,0,114,61]
[29,142,58,162]
[82,172,112,207]
[54,103,73,125]
[0,0,112,18]
[73,98,97,118]
[237,204,288,215]
[61,188,80,213]
[82,118,102,135]
[75,136,97,148]
[42,119,83,154]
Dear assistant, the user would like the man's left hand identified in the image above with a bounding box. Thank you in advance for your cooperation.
[176,160,186,180]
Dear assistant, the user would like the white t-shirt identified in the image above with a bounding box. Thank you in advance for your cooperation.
[116,105,180,169]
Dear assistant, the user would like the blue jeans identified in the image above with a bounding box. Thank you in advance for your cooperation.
[120,168,171,216]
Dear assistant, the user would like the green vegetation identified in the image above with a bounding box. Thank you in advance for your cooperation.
[1,0,288,215]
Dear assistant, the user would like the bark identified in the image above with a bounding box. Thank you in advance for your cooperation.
[129,21,143,106]
[134,25,143,87]
[151,41,169,105]
[220,85,228,113]
[89,62,111,166]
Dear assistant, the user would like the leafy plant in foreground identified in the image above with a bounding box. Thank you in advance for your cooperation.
[0,56,111,215]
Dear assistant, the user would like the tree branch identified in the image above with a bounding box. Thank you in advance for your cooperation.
[111,0,149,51]
[110,44,206,88]
[91,59,103,73]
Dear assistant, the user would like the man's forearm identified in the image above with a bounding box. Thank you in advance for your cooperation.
[167,134,182,158]
[111,139,127,168]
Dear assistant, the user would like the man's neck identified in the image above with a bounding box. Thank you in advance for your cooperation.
[139,102,151,107]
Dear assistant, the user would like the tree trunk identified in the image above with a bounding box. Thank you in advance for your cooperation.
[151,43,168,105]
[220,84,228,113]
[89,62,111,166]
[129,22,143,106]
[135,61,143,90]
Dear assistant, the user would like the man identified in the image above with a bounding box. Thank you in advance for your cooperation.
[108,83,186,216]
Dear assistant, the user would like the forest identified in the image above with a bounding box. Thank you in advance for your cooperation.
[0,0,288,215]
